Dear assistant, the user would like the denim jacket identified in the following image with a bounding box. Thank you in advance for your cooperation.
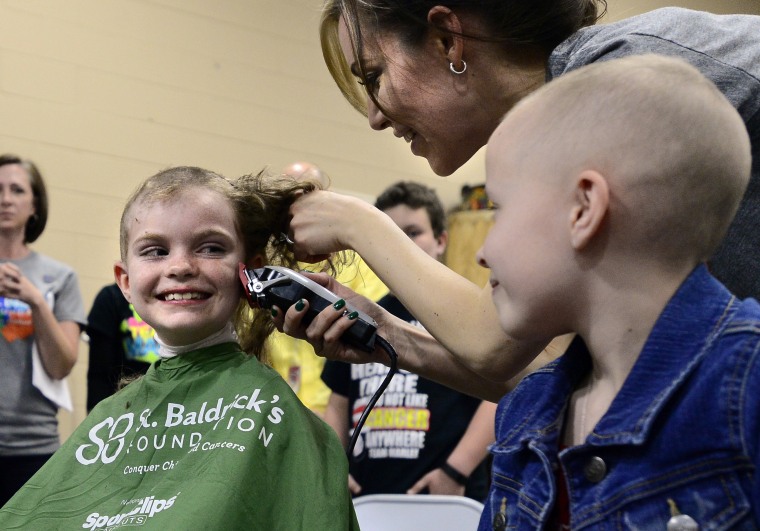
[479,265,760,530]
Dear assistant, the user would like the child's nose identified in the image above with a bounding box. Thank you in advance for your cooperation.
[167,254,197,277]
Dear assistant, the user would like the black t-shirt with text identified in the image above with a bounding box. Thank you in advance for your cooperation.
[322,294,488,500]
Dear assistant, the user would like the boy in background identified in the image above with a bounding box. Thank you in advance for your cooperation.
[323,181,495,501]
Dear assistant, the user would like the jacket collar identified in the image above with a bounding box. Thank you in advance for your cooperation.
[498,265,737,451]
[589,264,736,444]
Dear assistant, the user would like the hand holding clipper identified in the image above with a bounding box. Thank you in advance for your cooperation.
[238,264,378,352]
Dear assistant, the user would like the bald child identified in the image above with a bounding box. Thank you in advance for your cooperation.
[476,54,759,530]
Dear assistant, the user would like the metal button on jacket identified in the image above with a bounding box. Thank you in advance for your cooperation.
[582,456,607,483]
[493,498,507,531]
[667,514,699,531]
[492,512,506,531]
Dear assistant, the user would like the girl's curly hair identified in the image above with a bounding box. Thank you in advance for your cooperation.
[119,166,340,364]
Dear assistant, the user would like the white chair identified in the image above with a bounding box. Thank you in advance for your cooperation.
[352,494,484,531]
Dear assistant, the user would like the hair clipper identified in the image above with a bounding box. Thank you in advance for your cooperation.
[238,264,377,352]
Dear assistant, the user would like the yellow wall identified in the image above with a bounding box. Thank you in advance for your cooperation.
[0,0,758,440]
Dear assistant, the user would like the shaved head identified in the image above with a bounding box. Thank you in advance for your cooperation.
[495,54,751,262]
[281,161,330,188]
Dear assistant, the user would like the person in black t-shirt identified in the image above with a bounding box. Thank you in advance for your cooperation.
[86,283,159,411]
[322,181,495,501]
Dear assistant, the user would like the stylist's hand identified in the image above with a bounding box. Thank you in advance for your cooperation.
[0,263,43,306]
[288,191,375,263]
[273,272,391,366]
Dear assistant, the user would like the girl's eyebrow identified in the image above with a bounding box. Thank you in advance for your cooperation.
[131,227,236,245]
[131,232,162,244]
[192,227,237,240]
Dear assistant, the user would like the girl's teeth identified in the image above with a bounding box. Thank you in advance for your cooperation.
[166,292,201,301]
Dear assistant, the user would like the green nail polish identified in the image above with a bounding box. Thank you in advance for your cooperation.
[295,299,305,312]
[347,311,359,320]
[271,308,278,318]
[333,299,346,311]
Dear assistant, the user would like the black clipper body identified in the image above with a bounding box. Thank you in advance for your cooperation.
[238,264,377,352]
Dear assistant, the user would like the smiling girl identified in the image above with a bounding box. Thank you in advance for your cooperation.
[0,166,359,530]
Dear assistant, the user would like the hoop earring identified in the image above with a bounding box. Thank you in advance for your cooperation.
[449,60,467,75]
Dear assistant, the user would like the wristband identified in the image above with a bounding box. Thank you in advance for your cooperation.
[440,462,468,485]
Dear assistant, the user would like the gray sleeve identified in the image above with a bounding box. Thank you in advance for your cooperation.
[547,8,760,299]
[53,268,87,327]
[548,9,760,122]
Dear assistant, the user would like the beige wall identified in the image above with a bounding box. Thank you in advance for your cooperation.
[1,0,758,440]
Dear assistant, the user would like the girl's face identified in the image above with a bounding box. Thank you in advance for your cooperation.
[0,163,35,236]
[338,17,495,176]
[115,188,246,346]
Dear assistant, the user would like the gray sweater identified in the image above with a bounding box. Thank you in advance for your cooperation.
[549,7,760,300]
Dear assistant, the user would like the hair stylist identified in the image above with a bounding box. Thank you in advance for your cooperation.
[281,1,760,400]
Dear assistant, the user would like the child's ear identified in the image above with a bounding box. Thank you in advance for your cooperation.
[569,170,609,250]
[113,262,132,303]
[435,230,449,261]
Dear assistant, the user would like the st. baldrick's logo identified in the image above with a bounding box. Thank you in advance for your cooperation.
[75,389,284,465]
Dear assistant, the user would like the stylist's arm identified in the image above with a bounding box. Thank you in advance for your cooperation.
[276,269,545,401]
[288,191,553,380]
